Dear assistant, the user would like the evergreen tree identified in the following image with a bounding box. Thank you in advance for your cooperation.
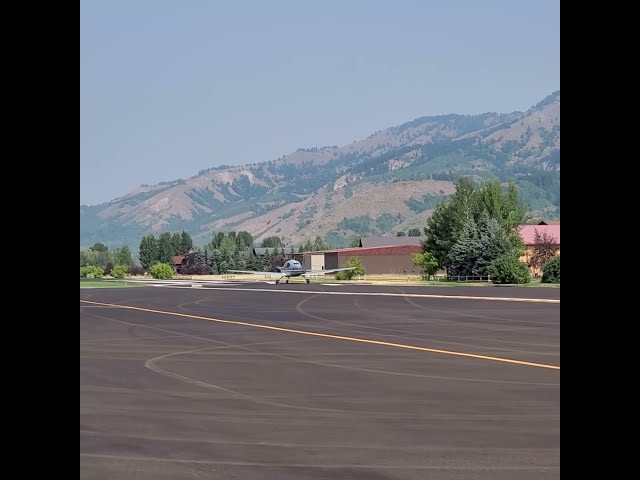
[171,232,182,255]
[424,178,527,270]
[139,235,158,270]
[448,220,480,276]
[90,242,109,252]
[261,236,283,248]
[111,245,133,267]
[313,236,328,251]
[158,232,174,263]
[235,231,253,249]
[448,215,517,277]
[232,251,247,270]
[424,177,475,268]
[180,231,193,253]
[207,249,222,273]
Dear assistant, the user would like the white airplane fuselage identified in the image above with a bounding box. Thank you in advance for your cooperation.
[276,259,306,277]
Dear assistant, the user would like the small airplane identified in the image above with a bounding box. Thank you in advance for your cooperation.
[229,259,355,284]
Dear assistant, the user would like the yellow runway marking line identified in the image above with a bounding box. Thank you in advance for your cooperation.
[79,300,560,370]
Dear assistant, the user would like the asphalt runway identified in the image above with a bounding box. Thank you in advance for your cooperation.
[80,283,560,480]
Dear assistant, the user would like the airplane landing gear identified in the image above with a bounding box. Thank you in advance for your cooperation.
[305,278,310,284]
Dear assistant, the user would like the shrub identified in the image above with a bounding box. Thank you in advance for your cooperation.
[411,251,439,277]
[196,263,212,275]
[181,263,212,275]
[111,264,128,279]
[541,255,560,283]
[80,265,104,278]
[335,257,365,280]
[150,262,174,279]
[128,265,145,276]
[488,254,530,284]
[81,265,105,278]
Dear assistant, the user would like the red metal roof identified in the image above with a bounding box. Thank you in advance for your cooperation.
[518,224,560,245]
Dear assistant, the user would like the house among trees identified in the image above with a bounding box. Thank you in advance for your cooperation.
[171,255,186,272]
[517,221,560,276]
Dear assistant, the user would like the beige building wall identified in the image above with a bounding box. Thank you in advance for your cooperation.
[338,254,419,275]
[520,246,560,277]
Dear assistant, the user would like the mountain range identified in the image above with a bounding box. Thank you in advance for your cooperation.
[80,90,560,250]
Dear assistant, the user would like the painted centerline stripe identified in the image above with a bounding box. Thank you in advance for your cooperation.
[80,300,560,370]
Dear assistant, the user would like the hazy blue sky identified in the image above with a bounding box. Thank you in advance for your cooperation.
[80,0,559,205]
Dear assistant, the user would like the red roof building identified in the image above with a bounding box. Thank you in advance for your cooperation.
[518,224,560,245]
[517,223,560,276]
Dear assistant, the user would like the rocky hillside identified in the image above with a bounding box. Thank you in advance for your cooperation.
[80,91,560,249]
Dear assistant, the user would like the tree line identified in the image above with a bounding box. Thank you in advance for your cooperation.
[79,242,139,277]
[81,228,339,278]
[136,230,334,275]
[81,180,560,284]
[138,231,194,269]
[179,232,334,274]
[412,177,559,284]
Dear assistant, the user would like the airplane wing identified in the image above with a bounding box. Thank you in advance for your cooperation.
[227,270,280,276]
[304,267,356,276]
